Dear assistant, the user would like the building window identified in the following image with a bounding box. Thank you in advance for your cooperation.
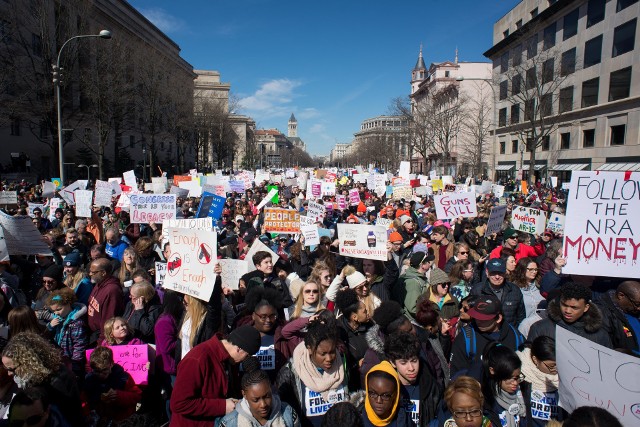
[531,8,539,18]
[10,118,20,136]
[584,35,603,68]
[511,104,520,124]
[129,135,135,148]
[583,129,596,147]
[31,33,42,56]
[582,78,599,108]
[611,125,626,145]
[587,0,606,27]
[512,44,522,66]
[542,136,551,151]
[516,19,523,29]
[544,23,556,50]
[0,19,11,43]
[527,35,538,59]
[512,140,519,153]
[39,121,48,139]
[500,52,509,73]
[563,8,579,40]
[561,132,571,149]
[618,0,639,12]
[542,58,554,84]
[609,67,632,101]
[500,141,506,154]
[499,108,507,127]
[561,48,576,76]
[503,29,510,39]
[612,19,636,57]
[512,75,522,95]
[499,80,508,100]
[540,94,553,117]
[559,86,574,113]
[526,67,537,89]
[524,99,535,121]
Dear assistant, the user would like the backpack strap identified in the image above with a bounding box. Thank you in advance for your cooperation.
[463,325,477,359]
[509,324,522,349]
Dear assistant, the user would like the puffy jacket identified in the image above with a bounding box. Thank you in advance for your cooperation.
[596,290,639,354]
[368,259,399,303]
[528,297,612,347]
[471,279,526,327]
[123,293,163,343]
[393,267,429,319]
[489,241,544,262]
[48,303,88,376]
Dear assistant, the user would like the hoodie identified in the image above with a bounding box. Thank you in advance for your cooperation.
[362,361,412,427]
[392,267,428,319]
[219,395,300,427]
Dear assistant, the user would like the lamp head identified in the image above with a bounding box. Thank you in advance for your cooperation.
[99,30,112,39]
[77,164,86,168]
[456,76,464,82]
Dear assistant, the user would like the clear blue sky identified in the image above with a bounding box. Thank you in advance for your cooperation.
[129,0,514,156]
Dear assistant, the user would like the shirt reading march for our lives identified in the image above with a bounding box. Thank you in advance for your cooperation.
[529,390,558,424]
[400,383,420,426]
[255,334,275,371]
[304,384,347,419]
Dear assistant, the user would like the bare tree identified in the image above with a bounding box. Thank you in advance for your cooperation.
[430,84,468,175]
[240,126,260,170]
[459,83,493,177]
[390,96,435,173]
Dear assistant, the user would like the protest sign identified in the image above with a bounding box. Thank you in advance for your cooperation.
[94,181,113,207]
[376,217,393,229]
[229,180,245,193]
[161,218,212,245]
[0,211,51,255]
[256,188,278,210]
[311,180,322,199]
[434,193,478,220]
[393,185,413,200]
[0,228,8,262]
[336,195,347,210]
[51,178,62,189]
[264,208,300,233]
[557,327,640,427]
[486,205,508,236]
[155,262,166,288]
[321,181,336,197]
[492,184,505,198]
[300,225,320,247]
[255,171,270,184]
[563,171,640,278]
[195,192,226,222]
[0,192,17,206]
[480,180,493,194]
[297,171,308,189]
[299,215,316,227]
[414,186,432,197]
[74,190,93,218]
[178,180,202,198]
[217,258,248,290]
[27,203,45,218]
[47,198,64,222]
[162,227,217,301]
[399,161,411,179]
[511,205,547,235]
[123,170,137,189]
[151,177,168,193]
[547,213,565,234]
[130,194,176,224]
[86,345,151,385]
[562,182,570,190]
[41,181,56,198]
[337,224,388,261]
[245,240,279,272]
[169,186,189,197]
[172,175,191,186]
[307,201,325,221]
[431,179,443,191]
[348,189,360,206]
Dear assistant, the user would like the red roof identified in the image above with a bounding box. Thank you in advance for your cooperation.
[255,129,283,136]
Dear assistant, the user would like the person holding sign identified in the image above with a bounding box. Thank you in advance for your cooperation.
[489,229,544,263]
[276,319,348,427]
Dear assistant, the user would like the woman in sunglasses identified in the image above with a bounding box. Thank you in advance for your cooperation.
[289,282,325,321]
[423,268,459,323]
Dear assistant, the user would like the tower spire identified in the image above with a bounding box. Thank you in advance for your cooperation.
[455,46,459,64]
[413,43,426,71]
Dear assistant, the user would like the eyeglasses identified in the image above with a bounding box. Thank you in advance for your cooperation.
[503,373,526,384]
[254,313,278,322]
[437,282,450,288]
[304,289,319,294]
[507,235,518,240]
[42,279,57,285]
[452,409,483,419]
[458,251,469,255]
[368,391,395,402]
[88,270,104,275]
[9,413,46,427]
[621,292,640,309]
[541,360,557,373]
[404,220,413,223]
[526,267,539,272]
[321,275,331,280]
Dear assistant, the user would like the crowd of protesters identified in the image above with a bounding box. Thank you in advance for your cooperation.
[0,172,636,427]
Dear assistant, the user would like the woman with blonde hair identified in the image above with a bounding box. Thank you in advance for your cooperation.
[122,281,162,343]
[326,265,381,317]
[117,247,140,286]
[101,316,143,346]
[442,375,494,427]
[288,281,325,320]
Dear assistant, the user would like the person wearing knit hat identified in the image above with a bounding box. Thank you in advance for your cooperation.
[347,214,359,224]
[362,360,411,427]
[488,227,545,262]
[424,268,460,321]
[327,265,381,322]
[357,201,367,215]
[389,232,403,244]
[170,324,261,425]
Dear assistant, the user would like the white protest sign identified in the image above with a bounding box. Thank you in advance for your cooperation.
[27,203,45,218]
[152,177,168,193]
[130,194,176,224]
[415,186,432,197]
[94,180,113,207]
[169,186,189,197]
[155,262,166,288]
[429,170,437,180]
[393,186,413,200]
[0,192,17,205]
[162,227,217,301]
[337,223,388,261]
[161,218,212,245]
[486,205,508,236]
[547,213,565,234]
[0,228,9,262]
[300,225,320,247]
[434,193,478,220]
[123,170,137,189]
[178,180,202,198]
[306,201,325,221]
[321,181,336,197]
[562,182,570,190]
[110,179,122,196]
[376,217,393,229]
[218,259,248,290]
[256,188,278,210]
[299,215,316,227]
[492,184,505,198]
[0,212,52,255]
[399,161,411,179]
[557,326,640,427]
[563,171,640,278]
[47,198,63,221]
[245,239,279,272]
[480,180,493,194]
[550,176,558,188]
[74,190,93,217]
[511,205,547,235]
[41,181,56,199]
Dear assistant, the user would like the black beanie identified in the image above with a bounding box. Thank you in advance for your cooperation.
[227,325,261,356]
[42,264,64,283]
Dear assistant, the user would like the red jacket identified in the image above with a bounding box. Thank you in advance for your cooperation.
[170,335,230,427]
[87,276,124,335]
[489,241,545,262]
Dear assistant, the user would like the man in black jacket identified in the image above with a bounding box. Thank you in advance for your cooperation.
[471,258,526,326]
[528,282,611,347]
[449,295,524,376]
[595,280,640,355]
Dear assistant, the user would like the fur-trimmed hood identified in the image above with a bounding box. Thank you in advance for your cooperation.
[365,324,385,358]
[547,297,604,333]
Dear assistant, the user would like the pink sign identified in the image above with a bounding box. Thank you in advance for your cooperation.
[311,182,321,198]
[349,189,360,206]
[337,195,347,210]
[86,344,151,385]
[215,185,226,197]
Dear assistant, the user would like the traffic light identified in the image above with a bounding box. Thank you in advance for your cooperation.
[51,64,63,85]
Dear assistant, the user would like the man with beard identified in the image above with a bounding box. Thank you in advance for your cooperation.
[86,258,124,343]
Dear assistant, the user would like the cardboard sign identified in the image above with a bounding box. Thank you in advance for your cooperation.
[217,258,248,290]
[336,195,347,210]
[563,171,640,278]
[155,262,166,288]
[434,193,478,220]
[0,212,52,255]
[245,240,280,272]
[195,192,225,222]
[557,327,640,427]
[300,225,320,246]
[123,170,137,189]
[94,180,113,207]
[546,213,565,234]
[130,194,176,224]
[264,208,300,233]
[0,192,17,205]
[348,189,360,206]
[337,223,388,261]
[486,205,508,236]
[307,201,326,221]
[393,186,413,200]
[86,345,151,385]
[162,227,217,301]
[74,190,93,218]
[161,218,213,245]
[511,205,546,235]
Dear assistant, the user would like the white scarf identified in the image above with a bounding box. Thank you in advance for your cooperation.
[518,348,559,392]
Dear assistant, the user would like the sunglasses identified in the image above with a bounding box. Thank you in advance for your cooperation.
[458,251,469,255]
[304,289,319,294]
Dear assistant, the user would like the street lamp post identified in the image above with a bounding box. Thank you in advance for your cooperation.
[142,144,147,182]
[456,76,497,180]
[77,164,98,181]
[54,30,111,185]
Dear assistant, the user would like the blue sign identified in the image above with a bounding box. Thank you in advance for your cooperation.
[196,192,226,223]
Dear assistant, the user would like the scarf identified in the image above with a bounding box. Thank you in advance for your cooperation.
[292,342,344,401]
[494,388,526,427]
[364,361,400,427]
[517,348,559,392]
[235,394,287,427]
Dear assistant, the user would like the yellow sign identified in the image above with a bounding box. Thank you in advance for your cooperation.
[431,179,443,191]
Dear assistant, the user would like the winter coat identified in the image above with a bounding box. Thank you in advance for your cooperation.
[242,270,294,308]
[72,277,93,305]
[84,363,142,422]
[471,279,526,327]
[87,276,125,340]
[424,288,459,321]
[155,313,179,376]
[489,241,544,262]
[596,291,640,353]
[368,259,400,303]
[431,241,454,271]
[393,267,429,319]
[399,360,442,427]
[122,293,163,343]
[47,303,88,375]
[527,298,612,347]
[518,282,544,319]
[276,316,310,360]
[338,316,373,391]
[219,397,300,427]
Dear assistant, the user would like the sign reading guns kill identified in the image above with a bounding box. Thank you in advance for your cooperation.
[563,171,640,278]
[162,227,217,302]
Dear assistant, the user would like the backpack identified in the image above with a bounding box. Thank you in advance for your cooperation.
[462,323,523,359]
